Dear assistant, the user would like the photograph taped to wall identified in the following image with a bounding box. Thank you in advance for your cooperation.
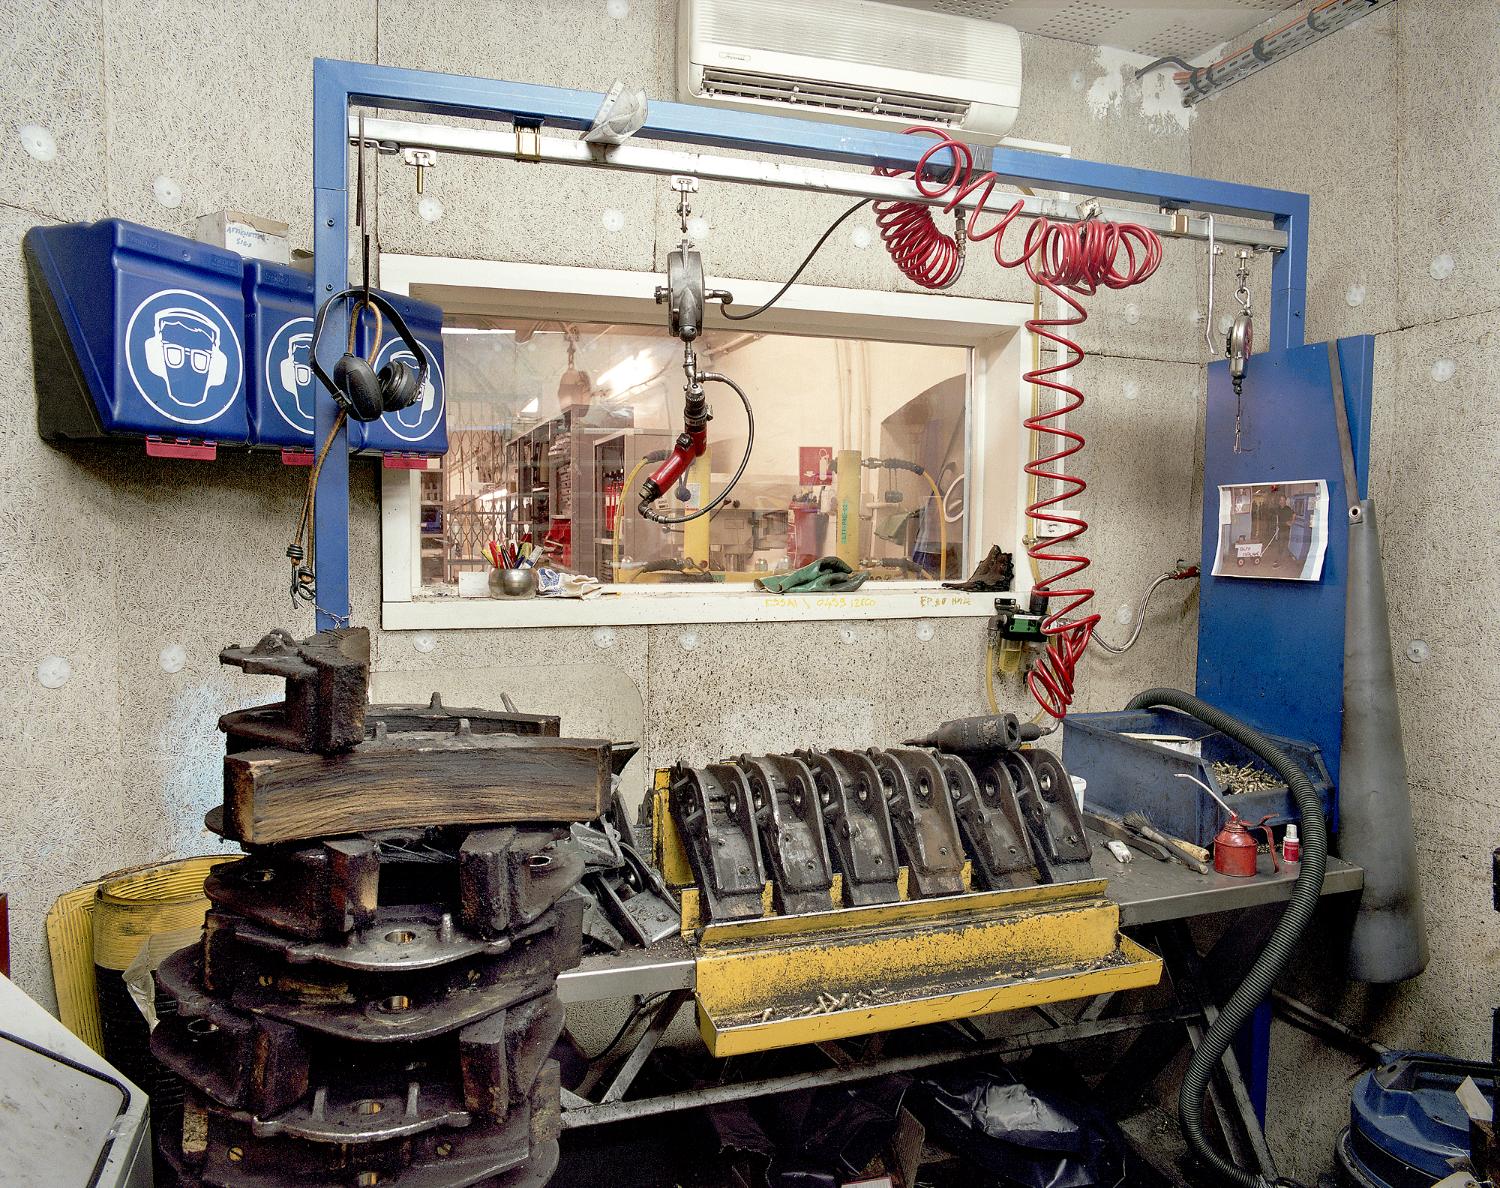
[1212,480,1329,581]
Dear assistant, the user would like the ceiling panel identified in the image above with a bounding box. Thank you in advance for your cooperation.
[879,0,1302,59]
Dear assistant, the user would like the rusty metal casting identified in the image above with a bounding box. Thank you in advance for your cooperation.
[153,627,590,1187]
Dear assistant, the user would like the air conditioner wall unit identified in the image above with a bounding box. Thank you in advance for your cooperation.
[677,0,1023,144]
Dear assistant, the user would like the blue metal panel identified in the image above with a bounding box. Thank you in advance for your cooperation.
[311,187,352,627]
[1196,335,1375,800]
[353,290,448,457]
[24,219,250,444]
[1233,1000,1273,1124]
[313,58,1310,217]
[1269,201,1310,351]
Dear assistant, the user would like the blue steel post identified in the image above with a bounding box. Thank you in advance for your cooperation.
[311,65,353,630]
[1269,196,1311,351]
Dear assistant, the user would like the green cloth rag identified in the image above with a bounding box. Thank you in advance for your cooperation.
[755,556,871,593]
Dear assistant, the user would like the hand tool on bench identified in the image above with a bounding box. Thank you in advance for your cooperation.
[1083,810,1171,862]
[1122,811,1211,875]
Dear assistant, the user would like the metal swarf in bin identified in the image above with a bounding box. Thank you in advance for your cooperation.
[1062,708,1335,847]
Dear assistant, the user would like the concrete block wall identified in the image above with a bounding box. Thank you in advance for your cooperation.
[0,0,1202,1025]
[1191,1,1500,1178]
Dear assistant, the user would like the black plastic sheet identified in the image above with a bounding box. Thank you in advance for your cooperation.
[911,1066,1126,1188]
[708,1074,912,1187]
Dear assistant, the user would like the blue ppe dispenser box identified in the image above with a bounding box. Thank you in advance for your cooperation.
[242,260,367,461]
[24,219,250,459]
[353,288,448,465]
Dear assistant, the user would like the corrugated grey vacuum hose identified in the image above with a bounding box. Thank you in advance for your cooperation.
[1125,688,1327,1188]
[1340,499,1429,982]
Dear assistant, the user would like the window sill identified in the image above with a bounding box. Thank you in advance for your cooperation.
[381,584,996,631]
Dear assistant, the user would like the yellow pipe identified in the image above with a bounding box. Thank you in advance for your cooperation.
[612,455,653,581]
[985,638,1000,712]
[918,469,948,581]
[684,452,711,564]
[834,448,862,569]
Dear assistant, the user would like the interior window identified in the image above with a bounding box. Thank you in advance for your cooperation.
[420,319,969,590]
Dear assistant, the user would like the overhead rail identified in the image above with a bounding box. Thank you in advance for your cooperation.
[349,115,1287,254]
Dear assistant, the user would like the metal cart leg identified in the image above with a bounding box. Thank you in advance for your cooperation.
[599,990,693,1104]
[1159,921,1279,1182]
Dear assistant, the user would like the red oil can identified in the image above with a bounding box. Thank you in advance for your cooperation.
[1213,814,1279,878]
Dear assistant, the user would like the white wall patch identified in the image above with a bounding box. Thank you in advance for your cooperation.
[18,123,56,163]
[1086,47,1192,134]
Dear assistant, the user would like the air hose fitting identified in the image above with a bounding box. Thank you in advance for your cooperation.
[1124,688,1327,1188]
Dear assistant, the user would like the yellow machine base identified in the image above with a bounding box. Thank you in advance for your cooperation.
[692,880,1162,1056]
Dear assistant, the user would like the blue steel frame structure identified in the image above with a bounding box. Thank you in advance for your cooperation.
[310,57,1318,1124]
[310,57,1310,627]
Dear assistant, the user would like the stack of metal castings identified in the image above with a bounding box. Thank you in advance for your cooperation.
[152,627,617,1187]
[669,714,1094,923]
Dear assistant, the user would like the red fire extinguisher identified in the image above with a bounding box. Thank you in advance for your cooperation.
[1213,812,1279,878]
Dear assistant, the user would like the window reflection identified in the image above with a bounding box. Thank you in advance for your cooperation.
[420,318,968,589]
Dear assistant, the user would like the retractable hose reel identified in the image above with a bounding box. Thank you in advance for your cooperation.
[1204,215,1258,454]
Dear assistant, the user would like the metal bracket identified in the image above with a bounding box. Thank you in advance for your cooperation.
[802,750,901,906]
[669,763,767,922]
[218,626,371,755]
[870,748,967,898]
[736,754,834,916]
[1006,749,1093,883]
[514,121,542,163]
[943,753,1037,889]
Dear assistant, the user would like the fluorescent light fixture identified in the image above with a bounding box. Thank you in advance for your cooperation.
[596,350,656,395]
[443,327,517,336]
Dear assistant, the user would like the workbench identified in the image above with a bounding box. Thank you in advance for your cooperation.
[558,845,1363,1003]
[555,835,1363,1182]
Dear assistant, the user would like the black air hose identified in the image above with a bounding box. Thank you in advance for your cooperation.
[1124,688,1327,1188]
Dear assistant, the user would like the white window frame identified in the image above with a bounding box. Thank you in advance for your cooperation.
[378,254,1036,630]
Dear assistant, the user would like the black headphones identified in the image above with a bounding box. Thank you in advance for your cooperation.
[310,288,431,423]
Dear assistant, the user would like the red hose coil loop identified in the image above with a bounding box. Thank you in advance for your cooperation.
[874,128,1165,718]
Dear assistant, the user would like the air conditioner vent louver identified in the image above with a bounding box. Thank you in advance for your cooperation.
[701,67,969,126]
[679,0,1022,144]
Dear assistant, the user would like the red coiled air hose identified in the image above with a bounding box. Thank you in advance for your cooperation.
[874,129,1164,719]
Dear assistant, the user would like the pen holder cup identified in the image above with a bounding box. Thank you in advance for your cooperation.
[489,568,538,599]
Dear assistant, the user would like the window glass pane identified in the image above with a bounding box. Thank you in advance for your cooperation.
[421,319,968,590]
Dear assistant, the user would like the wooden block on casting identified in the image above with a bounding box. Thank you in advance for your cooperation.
[220,734,612,844]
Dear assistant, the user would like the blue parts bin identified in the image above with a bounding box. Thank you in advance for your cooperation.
[24,218,446,462]
[1061,707,1335,847]
[1338,1052,1494,1187]
[353,286,447,460]
[25,218,249,455]
[243,258,361,456]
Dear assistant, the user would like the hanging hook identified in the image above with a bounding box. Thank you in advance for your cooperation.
[1201,212,1222,353]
